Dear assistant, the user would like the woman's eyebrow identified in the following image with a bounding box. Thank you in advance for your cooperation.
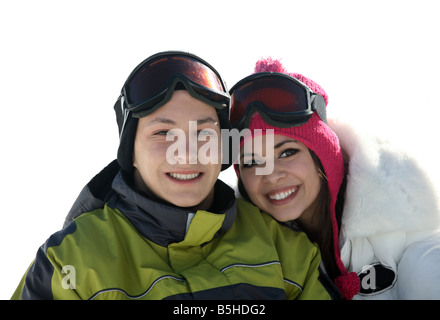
[240,152,255,160]
[274,139,299,149]
[239,139,300,159]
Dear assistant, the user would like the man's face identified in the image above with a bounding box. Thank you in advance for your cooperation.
[133,90,222,210]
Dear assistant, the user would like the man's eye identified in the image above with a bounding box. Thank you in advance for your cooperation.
[198,129,216,136]
[164,129,182,137]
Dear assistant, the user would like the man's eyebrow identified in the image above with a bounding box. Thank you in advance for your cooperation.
[196,117,218,126]
[147,117,218,126]
[147,117,176,126]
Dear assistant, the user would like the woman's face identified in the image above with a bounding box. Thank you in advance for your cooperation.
[239,134,321,222]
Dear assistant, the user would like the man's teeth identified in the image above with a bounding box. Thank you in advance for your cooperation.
[169,173,200,180]
[269,188,297,200]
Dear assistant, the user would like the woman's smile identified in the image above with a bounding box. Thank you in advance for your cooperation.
[267,185,300,204]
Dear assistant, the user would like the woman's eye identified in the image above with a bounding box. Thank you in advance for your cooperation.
[280,148,298,158]
[242,158,264,168]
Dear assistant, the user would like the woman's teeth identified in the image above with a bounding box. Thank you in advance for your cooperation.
[268,187,297,200]
[168,173,200,180]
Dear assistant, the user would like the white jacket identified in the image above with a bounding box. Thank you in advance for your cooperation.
[330,119,440,300]
[225,119,440,300]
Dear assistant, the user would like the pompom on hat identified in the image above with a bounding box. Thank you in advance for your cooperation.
[237,57,360,299]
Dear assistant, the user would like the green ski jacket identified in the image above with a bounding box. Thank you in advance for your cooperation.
[12,161,338,300]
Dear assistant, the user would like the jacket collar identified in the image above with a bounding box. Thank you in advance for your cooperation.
[64,160,120,227]
[111,170,237,247]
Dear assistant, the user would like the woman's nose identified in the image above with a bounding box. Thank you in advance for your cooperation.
[262,163,287,184]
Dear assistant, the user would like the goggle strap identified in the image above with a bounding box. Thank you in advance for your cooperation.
[311,94,327,124]
[119,95,130,139]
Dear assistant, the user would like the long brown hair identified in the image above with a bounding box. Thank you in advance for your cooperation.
[299,150,343,280]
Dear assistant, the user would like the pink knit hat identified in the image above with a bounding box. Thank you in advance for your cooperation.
[237,57,360,299]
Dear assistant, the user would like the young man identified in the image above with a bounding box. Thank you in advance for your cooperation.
[12,51,338,300]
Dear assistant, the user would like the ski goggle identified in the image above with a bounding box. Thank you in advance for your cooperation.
[229,72,327,130]
[118,51,230,118]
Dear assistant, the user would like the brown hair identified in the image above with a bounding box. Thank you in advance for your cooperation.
[299,151,342,280]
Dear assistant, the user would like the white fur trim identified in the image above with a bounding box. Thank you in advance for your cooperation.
[329,118,440,240]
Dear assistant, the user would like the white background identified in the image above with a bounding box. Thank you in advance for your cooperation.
[1,0,439,299]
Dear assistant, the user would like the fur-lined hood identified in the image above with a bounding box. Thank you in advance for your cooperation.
[329,119,440,241]
[227,119,440,298]
[329,119,440,299]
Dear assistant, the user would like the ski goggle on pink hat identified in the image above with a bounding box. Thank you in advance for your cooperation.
[229,72,327,131]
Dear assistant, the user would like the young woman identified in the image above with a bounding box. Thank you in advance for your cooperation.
[230,58,440,300]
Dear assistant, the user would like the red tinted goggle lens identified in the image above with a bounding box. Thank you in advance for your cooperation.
[125,54,227,108]
[229,73,311,127]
